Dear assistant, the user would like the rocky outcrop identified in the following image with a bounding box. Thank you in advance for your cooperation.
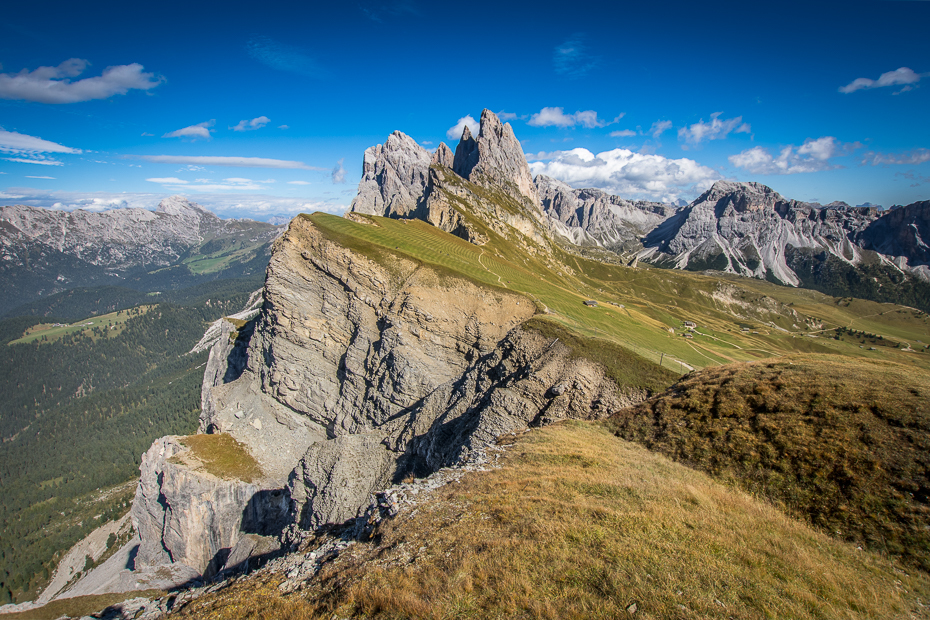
[536,174,675,252]
[131,436,288,578]
[348,131,432,217]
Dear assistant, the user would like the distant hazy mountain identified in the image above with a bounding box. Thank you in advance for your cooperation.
[0,196,283,316]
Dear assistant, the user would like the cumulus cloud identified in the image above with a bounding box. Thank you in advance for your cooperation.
[529,147,720,202]
[553,35,599,78]
[163,120,215,140]
[288,180,310,185]
[678,113,750,144]
[446,115,479,140]
[332,158,346,184]
[230,116,271,132]
[839,67,925,94]
[139,155,321,169]
[729,137,851,174]
[609,129,637,138]
[861,148,930,165]
[246,37,325,78]
[0,58,164,104]
[497,111,524,121]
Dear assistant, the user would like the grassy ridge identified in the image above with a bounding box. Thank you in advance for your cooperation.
[305,213,930,376]
[606,355,930,572]
[171,422,930,619]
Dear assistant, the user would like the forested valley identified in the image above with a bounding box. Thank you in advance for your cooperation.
[0,278,261,603]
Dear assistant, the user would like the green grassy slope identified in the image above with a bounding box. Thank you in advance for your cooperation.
[308,213,930,376]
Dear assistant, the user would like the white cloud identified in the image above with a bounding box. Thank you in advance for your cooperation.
[839,67,925,94]
[230,116,271,132]
[649,120,673,139]
[861,148,930,165]
[3,157,63,166]
[146,177,188,184]
[678,113,750,144]
[796,136,837,160]
[0,128,82,156]
[525,151,560,162]
[278,125,289,130]
[332,158,346,184]
[609,129,637,138]
[145,176,277,191]
[0,58,164,104]
[529,147,720,202]
[527,107,610,128]
[288,180,311,185]
[729,137,847,174]
[139,155,321,169]
[164,120,215,140]
[446,115,479,140]
[25,175,56,179]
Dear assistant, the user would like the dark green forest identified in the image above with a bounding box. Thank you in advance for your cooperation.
[0,280,260,604]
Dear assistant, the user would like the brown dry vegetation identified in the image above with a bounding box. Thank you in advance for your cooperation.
[173,434,263,483]
[171,422,930,620]
[606,354,930,572]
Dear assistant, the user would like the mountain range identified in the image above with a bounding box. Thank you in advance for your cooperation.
[0,196,282,317]
[352,111,930,311]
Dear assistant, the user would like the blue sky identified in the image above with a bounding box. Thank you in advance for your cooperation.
[0,0,928,220]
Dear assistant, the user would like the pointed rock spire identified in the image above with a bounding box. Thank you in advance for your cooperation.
[431,142,454,168]
[453,109,538,206]
[349,131,432,217]
[452,124,479,179]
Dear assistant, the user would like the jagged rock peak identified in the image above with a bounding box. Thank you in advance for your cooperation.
[432,142,454,168]
[467,109,539,206]
[452,124,479,179]
[349,130,432,217]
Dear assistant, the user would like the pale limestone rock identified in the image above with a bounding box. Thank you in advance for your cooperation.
[348,131,432,217]
[536,174,676,251]
[431,142,454,168]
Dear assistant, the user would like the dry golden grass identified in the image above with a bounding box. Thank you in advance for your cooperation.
[607,354,930,572]
[1,590,163,620]
[173,421,930,619]
[174,434,263,483]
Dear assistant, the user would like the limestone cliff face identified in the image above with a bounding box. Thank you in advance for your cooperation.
[860,200,930,281]
[131,437,288,577]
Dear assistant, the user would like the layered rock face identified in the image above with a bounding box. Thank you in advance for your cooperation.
[131,437,288,578]
[536,174,675,251]
[133,207,644,571]
[641,181,882,285]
